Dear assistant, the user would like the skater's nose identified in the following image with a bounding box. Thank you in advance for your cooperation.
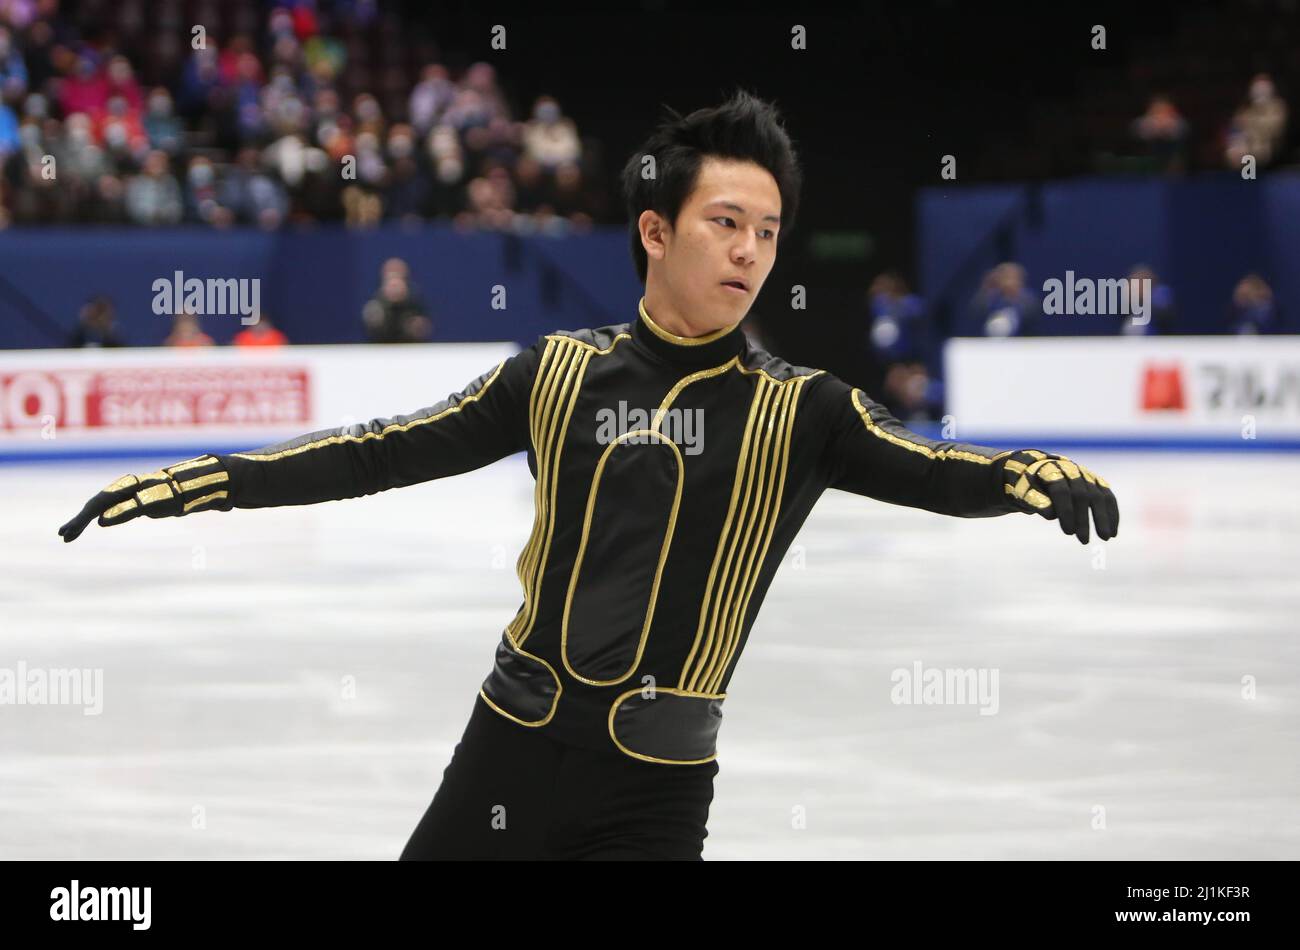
[730,231,757,265]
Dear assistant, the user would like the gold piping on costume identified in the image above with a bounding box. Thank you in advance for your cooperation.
[706,375,809,693]
[183,490,229,513]
[737,363,825,386]
[513,339,573,611]
[689,378,779,691]
[652,356,739,429]
[638,296,738,346]
[229,359,508,462]
[546,331,632,355]
[680,372,811,694]
[561,429,684,686]
[679,376,767,688]
[699,380,792,691]
[478,629,563,727]
[511,337,597,648]
[511,339,584,643]
[606,685,725,765]
[850,389,997,465]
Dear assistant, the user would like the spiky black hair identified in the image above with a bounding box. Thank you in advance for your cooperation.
[620,89,802,285]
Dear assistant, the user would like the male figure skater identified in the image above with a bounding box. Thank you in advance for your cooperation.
[59,90,1118,860]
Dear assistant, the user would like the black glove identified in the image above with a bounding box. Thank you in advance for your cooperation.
[997,449,1119,545]
[57,454,233,543]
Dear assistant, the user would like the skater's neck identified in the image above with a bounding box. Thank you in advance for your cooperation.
[640,288,739,341]
[633,295,747,367]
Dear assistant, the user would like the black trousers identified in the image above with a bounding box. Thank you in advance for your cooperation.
[400,694,719,860]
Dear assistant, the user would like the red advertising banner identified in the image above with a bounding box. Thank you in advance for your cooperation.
[0,366,312,430]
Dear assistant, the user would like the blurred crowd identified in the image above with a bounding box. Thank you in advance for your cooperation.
[65,255,437,346]
[0,0,605,231]
[865,263,1283,419]
[69,294,290,347]
[1129,73,1290,174]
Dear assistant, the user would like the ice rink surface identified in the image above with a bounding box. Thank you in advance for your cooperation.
[2,450,1297,859]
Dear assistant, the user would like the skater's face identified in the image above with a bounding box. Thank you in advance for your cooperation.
[644,157,781,326]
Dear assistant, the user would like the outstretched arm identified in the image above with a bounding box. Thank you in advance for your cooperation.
[814,374,1118,543]
[58,341,542,541]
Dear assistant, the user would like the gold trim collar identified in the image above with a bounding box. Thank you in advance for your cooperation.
[638,296,740,346]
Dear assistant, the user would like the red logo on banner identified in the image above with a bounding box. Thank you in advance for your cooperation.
[0,366,312,430]
[1140,363,1185,411]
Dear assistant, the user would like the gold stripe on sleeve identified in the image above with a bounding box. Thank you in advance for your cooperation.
[851,389,997,465]
[230,359,507,462]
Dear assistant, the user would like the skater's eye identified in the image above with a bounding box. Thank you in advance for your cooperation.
[714,217,774,240]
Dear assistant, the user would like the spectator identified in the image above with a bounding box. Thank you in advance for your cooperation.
[1119,265,1176,336]
[220,146,288,228]
[972,262,1040,337]
[177,44,222,117]
[0,101,18,156]
[66,296,125,348]
[362,261,431,342]
[103,55,143,113]
[143,87,183,155]
[881,362,939,422]
[95,94,149,164]
[866,271,929,363]
[1224,73,1288,169]
[59,52,109,117]
[1228,274,1279,334]
[234,313,289,347]
[865,272,939,420]
[550,161,594,228]
[0,26,28,100]
[1131,94,1189,175]
[163,311,215,347]
[408,64,454,135]
[522,95,581,170]
[184,155,234,226]
[124,149,183,225]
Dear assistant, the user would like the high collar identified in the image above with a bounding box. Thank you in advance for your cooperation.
[631,295,748,367]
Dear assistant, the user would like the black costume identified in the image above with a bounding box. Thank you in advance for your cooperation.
[58,295,1118,859]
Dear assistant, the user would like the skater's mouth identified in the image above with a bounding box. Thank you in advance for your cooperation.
[721,278,748,293]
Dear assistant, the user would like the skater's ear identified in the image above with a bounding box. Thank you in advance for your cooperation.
[637,208,673,271]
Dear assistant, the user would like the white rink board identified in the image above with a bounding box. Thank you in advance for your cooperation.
[945,336,1300,440]
[0,343,519,456]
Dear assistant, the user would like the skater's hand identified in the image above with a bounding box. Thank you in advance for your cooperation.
[997,449,1118,544]
[57,455,233,543]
